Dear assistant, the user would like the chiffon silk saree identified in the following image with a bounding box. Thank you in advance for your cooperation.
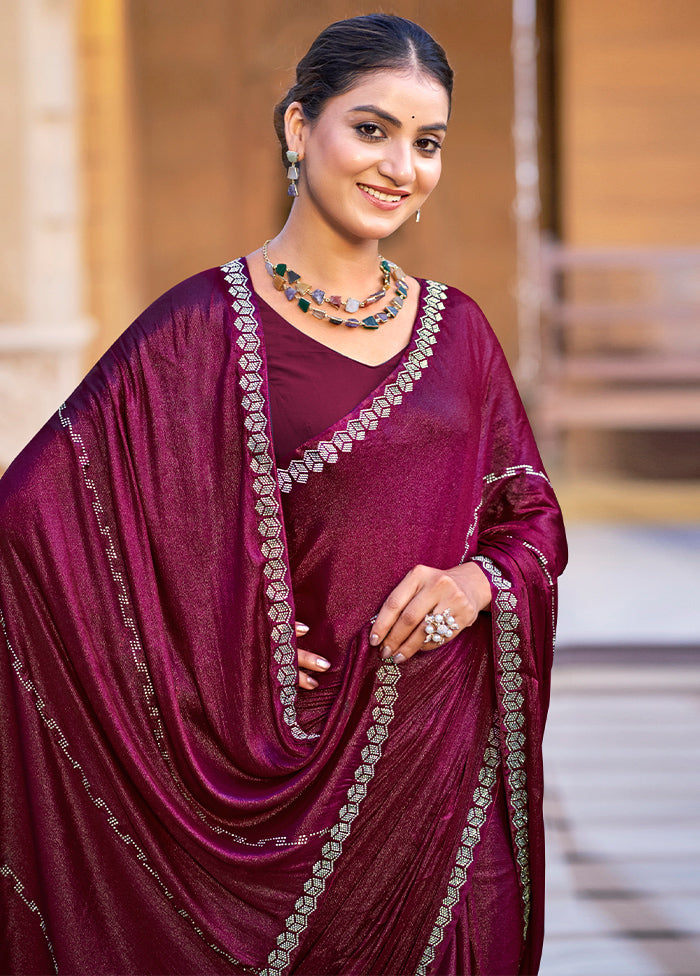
[0,260,566,974]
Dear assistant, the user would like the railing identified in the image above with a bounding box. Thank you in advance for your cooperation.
[533,240,700,456]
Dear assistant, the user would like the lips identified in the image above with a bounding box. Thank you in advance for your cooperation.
[357,183,408,205]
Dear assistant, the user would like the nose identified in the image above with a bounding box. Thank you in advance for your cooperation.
[377,140,415,187]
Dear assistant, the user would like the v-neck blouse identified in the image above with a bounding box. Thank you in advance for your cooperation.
[257,293,409,467]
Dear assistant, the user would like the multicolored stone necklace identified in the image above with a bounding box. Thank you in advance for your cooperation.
[262,240,409,329]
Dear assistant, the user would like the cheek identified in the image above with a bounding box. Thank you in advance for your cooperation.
[328,139,378,178]
[314,125,382,173]
[420,160,442,195]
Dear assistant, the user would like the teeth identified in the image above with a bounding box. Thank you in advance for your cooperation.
[359,184,402,203]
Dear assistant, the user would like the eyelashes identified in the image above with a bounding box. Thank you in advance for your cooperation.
[415,137,442,155]
[354,123,443,155]
[355,122,384,141]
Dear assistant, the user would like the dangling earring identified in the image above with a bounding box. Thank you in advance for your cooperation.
[286,150,299,197]
[415,208,421,223]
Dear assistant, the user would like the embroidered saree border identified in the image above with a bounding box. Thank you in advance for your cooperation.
[460,464,551,563]
[262,661,402,976]
[0,605,249,971]
[422,465,552,967]
[522,540,558,641]
[1,864,58,974]
[222,259,315,743]
[415,720,501,975]
[472,554,532,933]
[276,281,448,493]
[59,403,314,850]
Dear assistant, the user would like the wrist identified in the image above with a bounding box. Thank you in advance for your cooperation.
[451,561,492,613]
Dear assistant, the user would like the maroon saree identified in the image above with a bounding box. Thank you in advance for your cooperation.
[0,260,566,975]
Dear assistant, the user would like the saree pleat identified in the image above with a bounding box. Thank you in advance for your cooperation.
[0,260,566,974]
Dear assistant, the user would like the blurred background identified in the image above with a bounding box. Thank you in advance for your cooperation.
[1,0,698,972]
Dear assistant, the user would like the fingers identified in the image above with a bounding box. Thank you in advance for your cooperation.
[369,568,423,651]
[370,564,483,665]
[297,651,330,690]
[297,648,331,673]
[298,670,320,690]
[295,623,330,690]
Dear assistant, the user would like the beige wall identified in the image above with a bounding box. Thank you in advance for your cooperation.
[80,2,519,361]
[0,2,24,324]
[79,0,138,368]
[559,0,700,244]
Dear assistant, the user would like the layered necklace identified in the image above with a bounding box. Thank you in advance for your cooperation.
[262,240,408,329]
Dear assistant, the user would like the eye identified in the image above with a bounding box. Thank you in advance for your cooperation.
[415,137,442,155]
[355,122,385,141]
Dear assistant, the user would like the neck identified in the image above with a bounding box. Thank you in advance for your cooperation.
[268,210,384,295]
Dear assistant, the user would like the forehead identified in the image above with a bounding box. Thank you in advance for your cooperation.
[326,69,449,122]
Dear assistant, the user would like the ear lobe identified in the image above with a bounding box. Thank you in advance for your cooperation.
[284,101,307,160]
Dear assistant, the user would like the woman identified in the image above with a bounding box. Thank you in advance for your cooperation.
[0,14,566,976]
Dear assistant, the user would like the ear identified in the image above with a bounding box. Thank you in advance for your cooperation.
[284,101,309,160]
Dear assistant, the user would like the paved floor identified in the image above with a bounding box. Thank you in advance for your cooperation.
[555,523,700,647]
[541,656,700,976]
[539,523,700,976]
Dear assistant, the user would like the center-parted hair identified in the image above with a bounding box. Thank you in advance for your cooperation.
[273,14,453,164]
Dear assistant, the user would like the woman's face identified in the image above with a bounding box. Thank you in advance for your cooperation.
[287,68,449,242]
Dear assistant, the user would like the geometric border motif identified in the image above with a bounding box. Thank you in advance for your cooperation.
[415,719,501,975]
[522,540,557,643]
[0,604,249,971]
[483,463,551,488]
[461,464,552,564]
[221,259,315,742]
[261,660,402,975]
[471,554,532,934]
[1,864,58,974]
[277,281,448,494]
[58,400,317,848]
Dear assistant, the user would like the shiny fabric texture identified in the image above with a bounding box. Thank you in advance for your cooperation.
[0,260,567,975]
[257,290,404,466]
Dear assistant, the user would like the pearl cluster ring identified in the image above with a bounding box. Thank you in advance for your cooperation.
[423,609,458,646]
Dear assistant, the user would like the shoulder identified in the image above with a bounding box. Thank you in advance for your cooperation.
[70,262,246,417]
[90,261,250,380]
[424,279,505,358]
[123,264,238,349]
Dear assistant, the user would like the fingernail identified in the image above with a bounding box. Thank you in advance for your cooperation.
[307,677,319,689]
[296,623,309,634]
[316,658,331,670]
[393,653,406,664]
[380,646,392,660]
[369,633,380,646]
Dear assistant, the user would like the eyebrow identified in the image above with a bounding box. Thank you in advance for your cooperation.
[349,104,447,133]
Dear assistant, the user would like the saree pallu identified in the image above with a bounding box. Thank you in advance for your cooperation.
[0,260,566,975]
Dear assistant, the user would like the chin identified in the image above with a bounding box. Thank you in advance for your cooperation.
[349,213,410,242]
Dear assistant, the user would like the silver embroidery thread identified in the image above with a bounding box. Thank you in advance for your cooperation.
[277,281,447,493]
[471,555,532,932]
[415,721,501,975]
[221,259,316,743]
[0,605,247,970]
[461,466,551,564]
[522,540,557,644]
[59,403,315,849]
[1,864,58,974]
[261,661,402,976]
[483,464,551,486]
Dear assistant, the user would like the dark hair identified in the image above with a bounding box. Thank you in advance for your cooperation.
[273,14,453,164]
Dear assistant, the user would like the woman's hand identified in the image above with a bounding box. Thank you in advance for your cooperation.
[295,621,331,689]
[369,562,492,664]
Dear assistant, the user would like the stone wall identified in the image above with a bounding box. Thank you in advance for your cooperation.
[0,0,92,468]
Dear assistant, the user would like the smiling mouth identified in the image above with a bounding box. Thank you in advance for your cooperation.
[357,183,406,203]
